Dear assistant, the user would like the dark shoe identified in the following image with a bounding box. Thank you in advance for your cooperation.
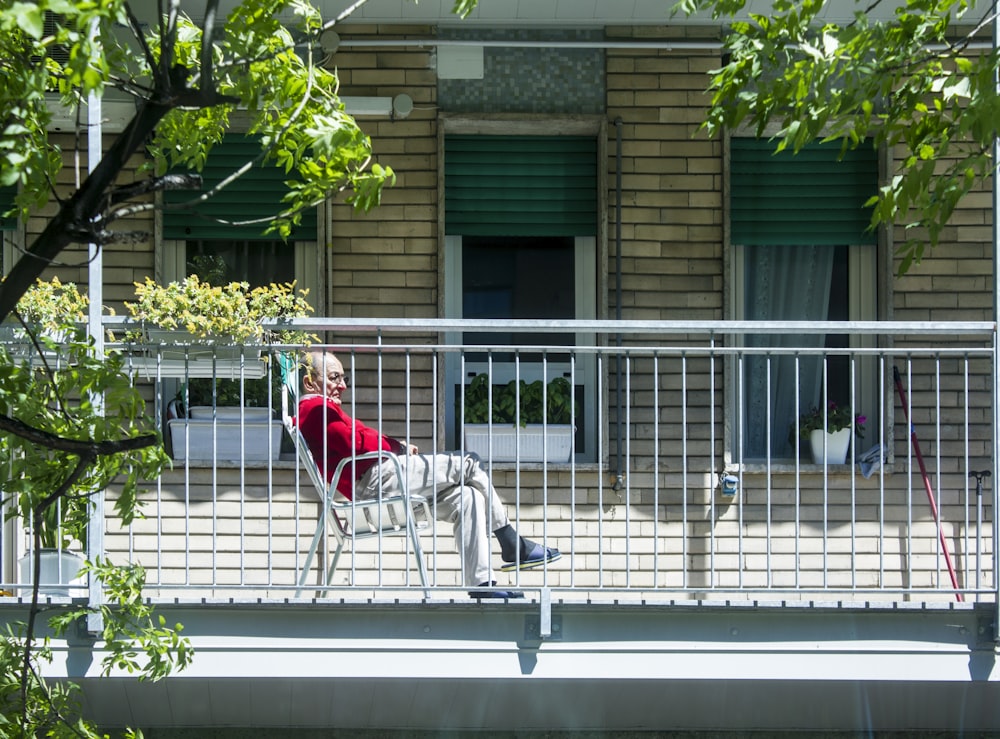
[500,542,562,572]
[468,581,525,599]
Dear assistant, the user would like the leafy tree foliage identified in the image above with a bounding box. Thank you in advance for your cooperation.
[0,0,399,734]
[0,0,392,317]
[678,0,1000,273]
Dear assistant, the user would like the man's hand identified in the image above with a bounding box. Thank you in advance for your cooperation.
[406,443,419,455]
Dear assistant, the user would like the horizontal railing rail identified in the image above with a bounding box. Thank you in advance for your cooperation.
[2,318,996,608]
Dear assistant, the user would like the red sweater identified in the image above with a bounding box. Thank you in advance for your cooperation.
[296,394,404,499]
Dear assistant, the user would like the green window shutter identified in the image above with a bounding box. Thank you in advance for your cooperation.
[445,135,597,237]
[0,185,17,232]
[731,138,877,246]
[163,135,317,241]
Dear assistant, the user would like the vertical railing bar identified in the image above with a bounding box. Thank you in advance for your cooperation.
[658,354,664,588]
[934,355,943,591]
[456,348,469,590]
[905,358,915,598]
[430,350,440,588]
[598,350,605,588]
[878,355,886,590]
[793,354,801,592]
[596,352,604,589]
[625,353,631,589]
[693,345,705,594]
[764,353,772,589]
[181,359,191,587]
[291,353,305,594]
[726,351,740,592]
[821,355,829,591]
[457,350,471,590]
[265,355,275,588]
[515,350,522,551]
[851,352,858,591]
[208,352,219,590]
[962,354,971,590]
[347,348,358,591]
[546,352,552,586]
[404,350,412,588]
[992,329,1000,618]
[569,352,578,589]
[239,359,247,587]
[376,338,385,588]
[513,352,522,586]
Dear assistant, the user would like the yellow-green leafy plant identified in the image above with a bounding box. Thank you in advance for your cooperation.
[124,275,315,343]
[12,277,89,333]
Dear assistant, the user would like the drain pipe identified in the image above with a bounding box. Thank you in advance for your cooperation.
[613,117,625,490]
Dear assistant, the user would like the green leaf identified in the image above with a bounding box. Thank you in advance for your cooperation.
[9,2,44,39]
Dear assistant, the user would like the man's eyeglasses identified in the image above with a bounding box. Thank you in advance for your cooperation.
[327,372,351,387]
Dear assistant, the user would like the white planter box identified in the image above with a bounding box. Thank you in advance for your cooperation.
[146,328,261,361]
[463,424,574,463]
[188,406,274,421]
[168,418,283,461]
[19,549,87,597]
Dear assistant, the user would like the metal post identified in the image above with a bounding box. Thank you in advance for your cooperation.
[85,19,105,634]
[992,0,1000,644]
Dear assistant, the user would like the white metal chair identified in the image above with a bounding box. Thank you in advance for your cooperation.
[276,353,431,596]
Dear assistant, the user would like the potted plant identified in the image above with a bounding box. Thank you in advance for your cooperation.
[15,491,89,597]
[123,275,315,358]
[462,373,575,463]
[791,402,866,464]
[123,275,315,462]
[0,277,90,356]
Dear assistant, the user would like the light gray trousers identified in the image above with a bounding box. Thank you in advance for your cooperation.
[356,452,510,587]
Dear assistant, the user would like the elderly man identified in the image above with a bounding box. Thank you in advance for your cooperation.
[296,350,561,599]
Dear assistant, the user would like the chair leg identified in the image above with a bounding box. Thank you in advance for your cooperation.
[294,516,327,597]
[324,543,346,590]
[407,515,430,598]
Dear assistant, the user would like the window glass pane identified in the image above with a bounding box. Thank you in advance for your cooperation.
[742,244,852,459]
[186,240,295,287]
[462,235,575,360]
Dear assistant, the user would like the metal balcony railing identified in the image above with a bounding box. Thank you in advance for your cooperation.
[4,318,997,607]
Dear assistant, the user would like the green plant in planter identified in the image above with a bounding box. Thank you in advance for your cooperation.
[13,277,89,333]
[123,275,316,344]
[464,373,574,426]
[1,277,90,346]
[180,365,284,412]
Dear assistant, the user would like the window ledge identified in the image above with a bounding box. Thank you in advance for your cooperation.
[739,461,892,477]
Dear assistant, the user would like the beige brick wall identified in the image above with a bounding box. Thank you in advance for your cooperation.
[326,25,439,320]
[20,133,155,314]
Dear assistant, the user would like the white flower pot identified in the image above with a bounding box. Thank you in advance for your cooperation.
[809,427,852,465]
[463,424,574,463]
[18,549,87,597]
[168,417,284,461]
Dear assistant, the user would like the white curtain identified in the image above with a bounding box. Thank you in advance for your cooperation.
[743,244,835,458]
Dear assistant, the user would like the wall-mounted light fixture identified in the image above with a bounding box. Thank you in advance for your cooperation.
[341,94,414,120]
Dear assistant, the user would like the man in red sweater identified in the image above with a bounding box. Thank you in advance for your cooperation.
[297,350,561,599]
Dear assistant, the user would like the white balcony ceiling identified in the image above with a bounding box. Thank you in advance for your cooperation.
[185,0,994,27]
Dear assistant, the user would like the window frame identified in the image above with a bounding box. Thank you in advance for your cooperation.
[438,116,608,464]
[723,132,888,469]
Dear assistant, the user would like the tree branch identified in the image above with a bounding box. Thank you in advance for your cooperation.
[106,173,203,208]
[0,413,158,456]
